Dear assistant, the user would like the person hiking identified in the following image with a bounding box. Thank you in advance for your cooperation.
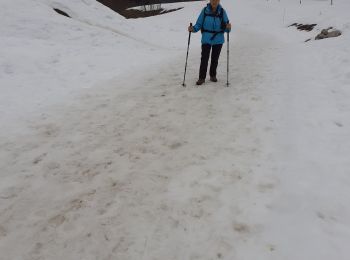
[188,0,231,85]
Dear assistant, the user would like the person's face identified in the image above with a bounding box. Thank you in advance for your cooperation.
[210,0,220,9]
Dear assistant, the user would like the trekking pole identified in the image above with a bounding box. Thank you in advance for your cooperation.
[226,30,230,87]
[182,23,192,87]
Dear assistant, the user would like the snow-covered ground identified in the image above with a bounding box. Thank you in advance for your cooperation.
[1,0,350,259]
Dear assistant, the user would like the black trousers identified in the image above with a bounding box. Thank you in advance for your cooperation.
[199,44,223,80]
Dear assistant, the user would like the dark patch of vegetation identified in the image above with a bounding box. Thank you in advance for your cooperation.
[53,8,71,18]
[289,23,317,31]
[123,7,183,19]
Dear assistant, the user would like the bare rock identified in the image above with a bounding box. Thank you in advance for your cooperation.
[316,28,342,40]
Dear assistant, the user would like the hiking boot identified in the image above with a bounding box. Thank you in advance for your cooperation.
[210,76,218,82]
[196,79,205,85]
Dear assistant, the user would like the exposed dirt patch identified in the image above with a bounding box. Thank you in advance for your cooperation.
[97,0,199,18]
[289,23,342,42]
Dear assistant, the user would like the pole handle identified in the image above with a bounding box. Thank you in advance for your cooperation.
[187,23,192,45]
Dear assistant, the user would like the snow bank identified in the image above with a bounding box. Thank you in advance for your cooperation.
[0,0,193,136]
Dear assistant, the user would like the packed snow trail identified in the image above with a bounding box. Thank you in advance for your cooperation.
[0,28,280,260]
[2,0,350,259]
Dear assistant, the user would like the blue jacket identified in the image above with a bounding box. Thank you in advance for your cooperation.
[193,4,230,45]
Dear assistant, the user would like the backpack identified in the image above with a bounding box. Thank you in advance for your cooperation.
[200,6,227,40]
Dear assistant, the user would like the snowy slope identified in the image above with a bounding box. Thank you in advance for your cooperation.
[0,0,196,137]
[1,0,350,259]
